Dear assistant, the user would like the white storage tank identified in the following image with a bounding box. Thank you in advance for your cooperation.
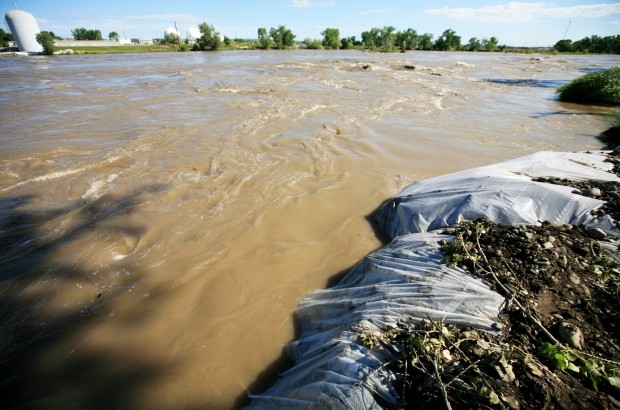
[5,9,43,53]
[186,27,200,42]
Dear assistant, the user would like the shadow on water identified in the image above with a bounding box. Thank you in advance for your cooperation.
[233,329,297,408]
[484,78,569,88]
[0,185,170,409]
[235,207,392,408]
[233,263,363,409]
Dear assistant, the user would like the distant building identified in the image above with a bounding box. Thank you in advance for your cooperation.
[131,38,154,45]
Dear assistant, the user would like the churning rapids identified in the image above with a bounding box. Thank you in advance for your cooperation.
[0,50,617,409]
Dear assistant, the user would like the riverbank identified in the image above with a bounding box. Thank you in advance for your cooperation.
[247,148,620,409]
[3,43,615,56]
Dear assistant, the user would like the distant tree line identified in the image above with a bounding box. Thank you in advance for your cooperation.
[257,26,296,49]
[305,26,501,52]
[0,28,14,47]
[71,27,103,41]
[554,35,620,54]
[42,23,618,55]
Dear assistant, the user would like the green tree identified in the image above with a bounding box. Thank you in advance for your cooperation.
[270,27,284,49]
[269,25,295,49]
[108,31,119,41]
[257,27,270,49]
[340,36,356,49]
[418,33,434,50]
[321,27,340,49]
[361,27,380,49]
[72,27,86,40]
[395,28,418,51]
[481,37,498,52]
[572,34,620,54]
[223,36,231,46]
[0,28,13,47]
[194,23,222,51]
[302,37,323,49]
[467,37,481,51]
[434,29,461,51]
[36,31,55,55]
[554,39,574,52]
[71,27,103,40]
[378,26,396,51]
[162,32,180,45]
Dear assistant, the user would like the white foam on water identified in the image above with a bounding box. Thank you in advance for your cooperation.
[83,174,119,200]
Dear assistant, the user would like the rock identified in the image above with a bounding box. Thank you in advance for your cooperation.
[558,322,584,349]
[569,274,580,285]
[534,258,550,266]
[585,227,607,240]
[547,236,557,243]
[583,187,602,197]
[543,241,554,249]
[614,145,620,155]
[462,331,480,340]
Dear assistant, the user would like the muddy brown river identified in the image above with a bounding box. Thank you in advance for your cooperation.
[0,50,617,409]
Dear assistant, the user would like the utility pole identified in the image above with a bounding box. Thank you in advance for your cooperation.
[174,21,179,47]
[563,21,571,40]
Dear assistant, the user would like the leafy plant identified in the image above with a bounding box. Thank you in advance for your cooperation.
[556,66,620,105]
[538,342,620,392]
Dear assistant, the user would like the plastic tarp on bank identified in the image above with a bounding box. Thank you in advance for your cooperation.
[247,232,505,409]
[246,151,619,409]
[375,151,620,239]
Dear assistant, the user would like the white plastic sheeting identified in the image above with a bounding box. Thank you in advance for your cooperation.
[375,151,620,239]
[246,151,618,409]
[246,233,504,409]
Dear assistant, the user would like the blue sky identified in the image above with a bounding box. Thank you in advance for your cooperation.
[5,0,620,47]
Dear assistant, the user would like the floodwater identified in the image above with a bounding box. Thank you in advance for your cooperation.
[0,50,617,409]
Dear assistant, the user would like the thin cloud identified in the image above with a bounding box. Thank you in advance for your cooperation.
[291,0,336,8]
[425,2,620,23]
[123,13,204,21]
[358,8,393,16]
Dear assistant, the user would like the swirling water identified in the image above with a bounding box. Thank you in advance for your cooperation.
[0,50,617,409]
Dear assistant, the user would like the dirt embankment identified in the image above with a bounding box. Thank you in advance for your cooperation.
[382,151,620,409]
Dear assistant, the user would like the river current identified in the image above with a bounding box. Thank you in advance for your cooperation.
[0,50,617,409]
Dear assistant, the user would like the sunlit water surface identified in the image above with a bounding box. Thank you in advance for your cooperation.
[0,50,617,409]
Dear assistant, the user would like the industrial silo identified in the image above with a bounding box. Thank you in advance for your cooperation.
[5,9,43,53]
